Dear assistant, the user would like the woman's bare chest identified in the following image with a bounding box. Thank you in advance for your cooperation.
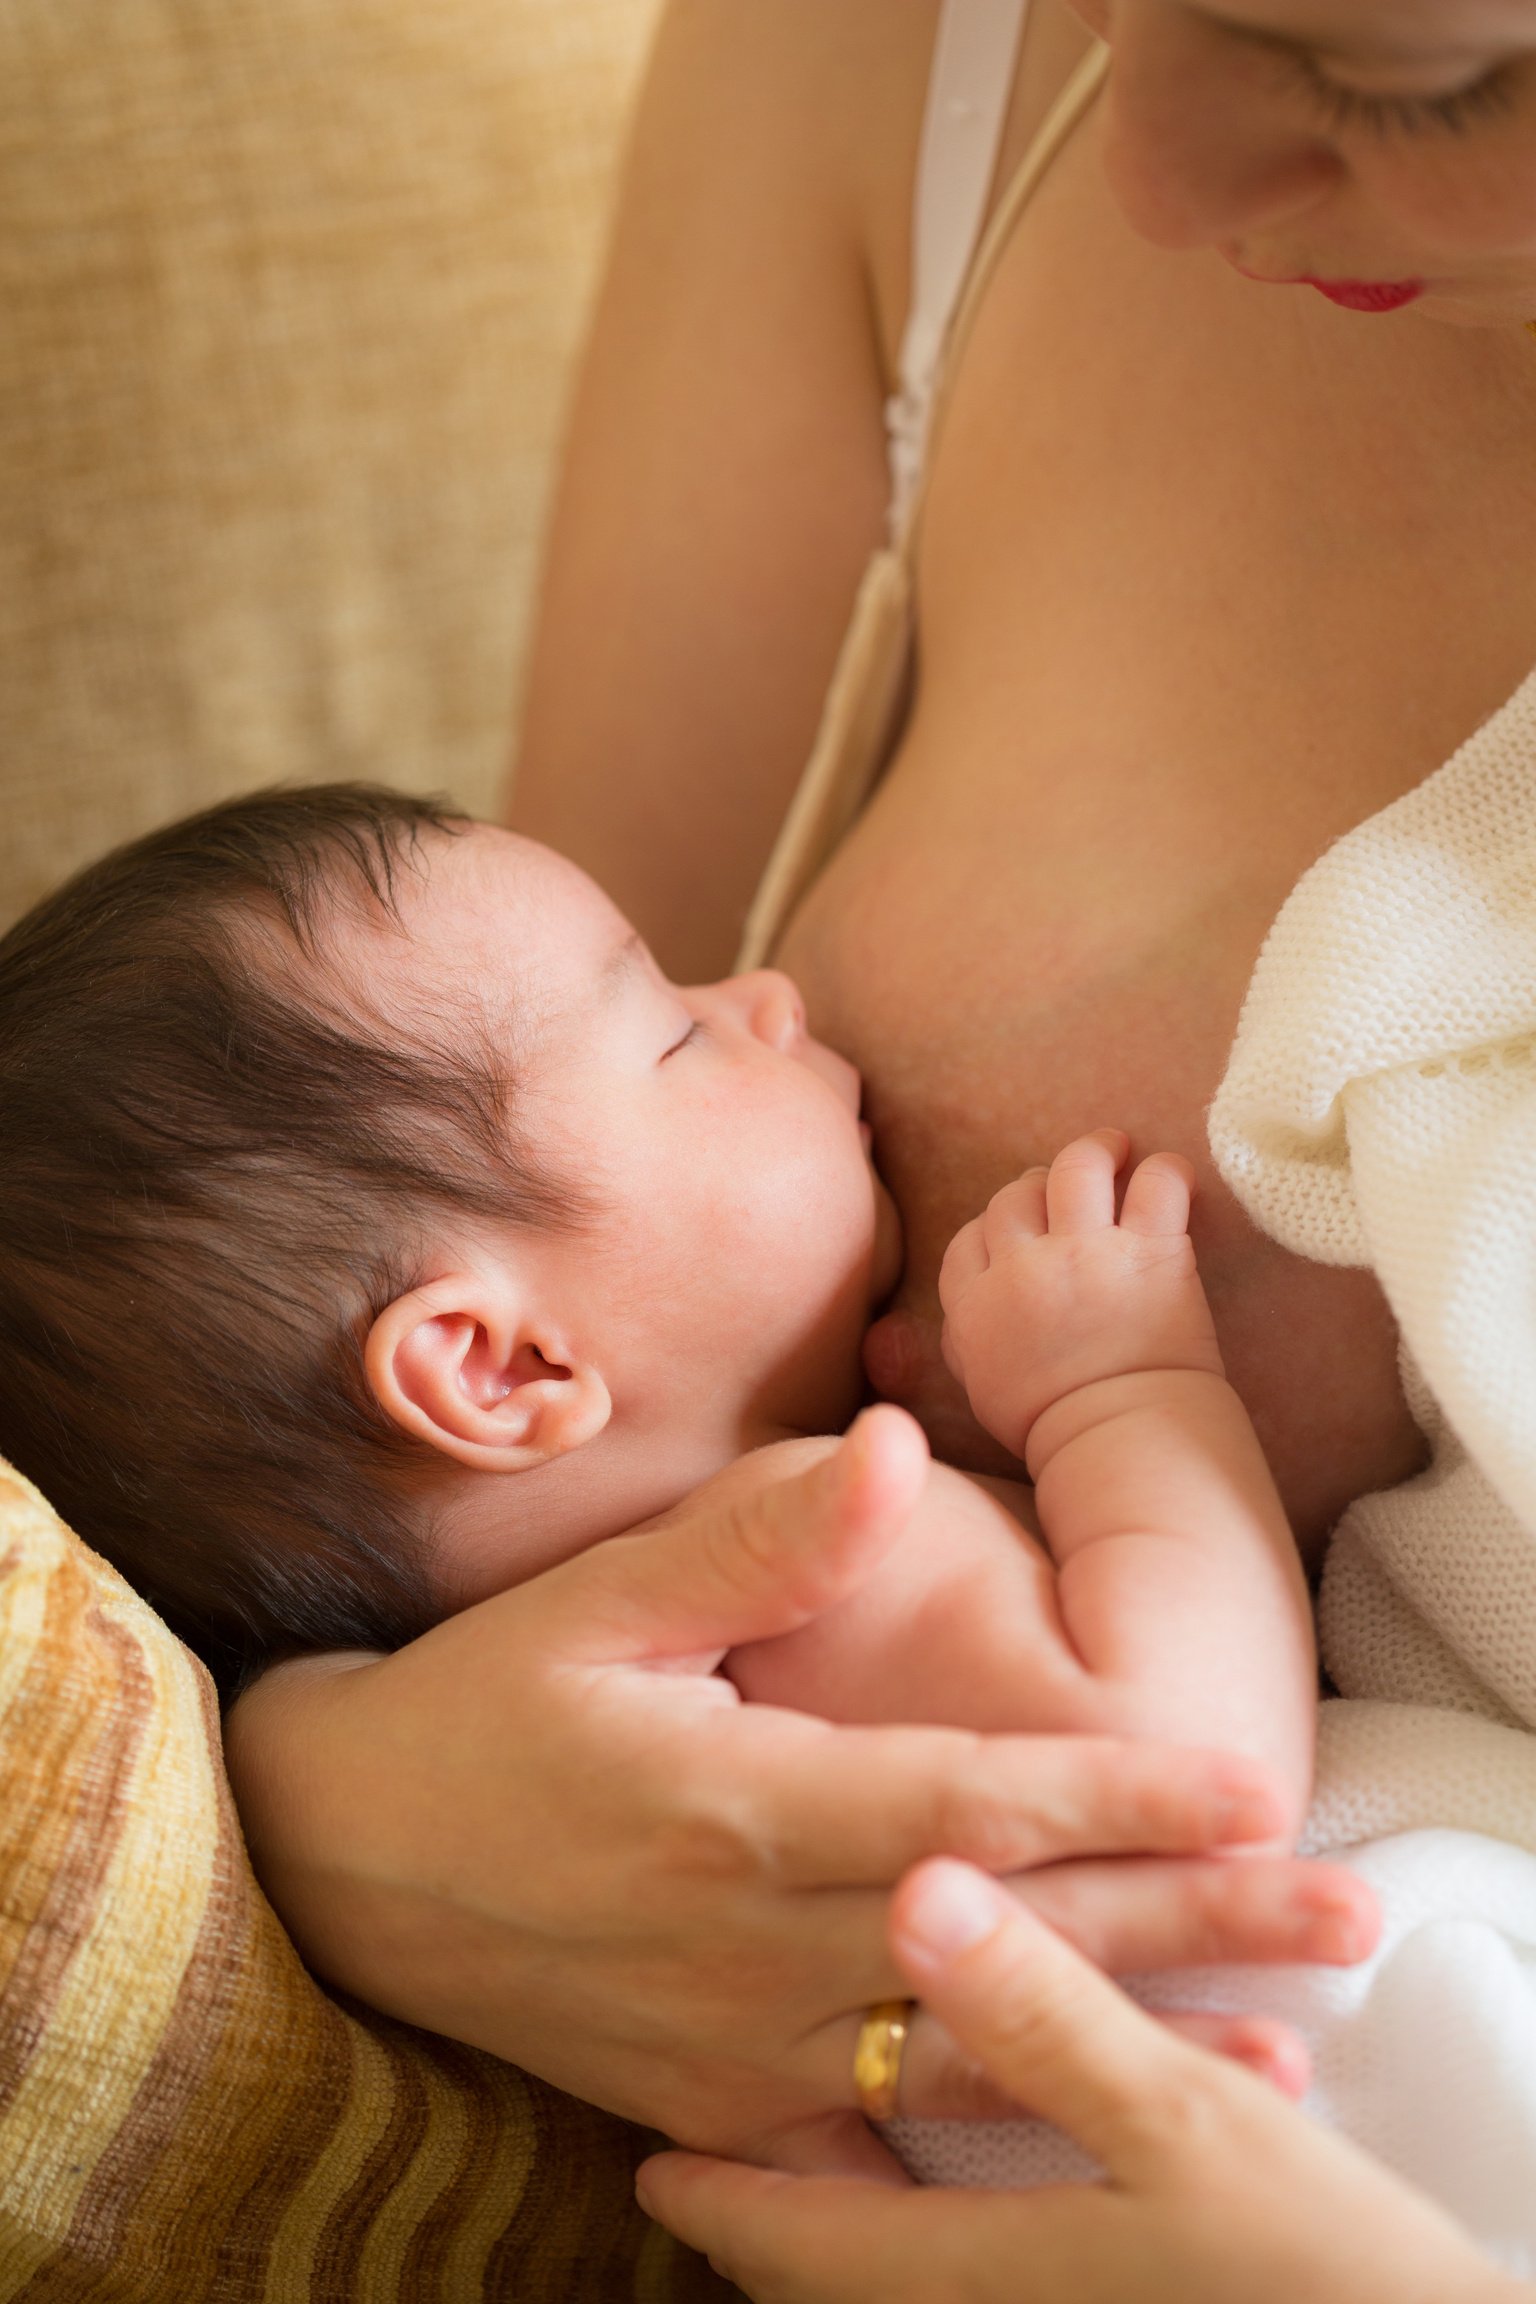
[777,123,1536,1544]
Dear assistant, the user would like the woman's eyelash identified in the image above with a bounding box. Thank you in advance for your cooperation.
[663,1020,704,1059]
[1288,52,1515,139]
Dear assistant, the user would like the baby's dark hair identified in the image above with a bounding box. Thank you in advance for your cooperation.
[0,784,567,1694]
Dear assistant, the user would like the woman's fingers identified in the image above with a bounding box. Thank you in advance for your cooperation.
[1012,1850,1379,1974]
[890,1858,1237,2183]
[758,2110,913,2183]
[637,2157,933,2304]
[646,1874,1507,2304]
[1159,2011,1311,2098]
[754,1726,1288,1889]
[793,1998,1306,2131]
[794,1847,1370,2124]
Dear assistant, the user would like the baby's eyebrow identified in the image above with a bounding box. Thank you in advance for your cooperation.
[596,928,649,1006]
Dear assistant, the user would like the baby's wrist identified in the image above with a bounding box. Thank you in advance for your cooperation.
[1023,1365,1240,1483]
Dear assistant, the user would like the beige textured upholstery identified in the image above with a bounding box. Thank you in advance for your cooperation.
[0,0,660,927]
[0,11,748,2296]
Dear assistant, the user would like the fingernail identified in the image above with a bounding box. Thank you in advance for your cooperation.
[634,2174,655,2215]
[901,1860,1004,1962]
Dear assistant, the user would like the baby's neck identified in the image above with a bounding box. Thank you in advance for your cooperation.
[427,1408,818,1613]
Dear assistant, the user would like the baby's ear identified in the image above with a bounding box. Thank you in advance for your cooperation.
[365,1271,611,1472]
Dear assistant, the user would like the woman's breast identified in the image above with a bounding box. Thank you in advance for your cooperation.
[776,128,1536,1557]
[778,731,1424,1560]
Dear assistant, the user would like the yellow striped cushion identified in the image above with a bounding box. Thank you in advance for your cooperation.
[0,1460,734,2300]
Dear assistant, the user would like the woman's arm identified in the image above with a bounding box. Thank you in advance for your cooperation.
[509,0,930,979]
[225,1410,1376,2172]
[639,1857,1526,2302]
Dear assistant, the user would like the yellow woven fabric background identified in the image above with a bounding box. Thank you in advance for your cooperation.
[0,0,659,928]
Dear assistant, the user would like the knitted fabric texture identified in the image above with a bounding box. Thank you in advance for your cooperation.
[1210,661,1536,1741]
[898,671,1536,2274]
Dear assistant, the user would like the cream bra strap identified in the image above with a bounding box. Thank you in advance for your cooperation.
[886,0,1031,537]
[736,40,1109,972]
[899,37,1110,555]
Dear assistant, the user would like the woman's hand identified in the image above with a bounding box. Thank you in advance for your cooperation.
[638,1857,1525,2303]
[225,1407,1373,2175]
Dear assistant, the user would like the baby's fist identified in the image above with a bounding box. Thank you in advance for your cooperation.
[939,1131,1223,1458]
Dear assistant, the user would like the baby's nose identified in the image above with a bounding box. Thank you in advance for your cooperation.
[735,969,806,1052]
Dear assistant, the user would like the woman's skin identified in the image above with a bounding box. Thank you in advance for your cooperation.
[228,0,1536,2274]
[514,0,1536,1559]
[507,0,1536,2282]
[226,1411,1361,2174]
[638,1858,1529,2303]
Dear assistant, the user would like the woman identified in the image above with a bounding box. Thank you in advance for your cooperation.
[228,0,1536,2284]
[639,1852,1530,2302]
[513,0,1536,2266]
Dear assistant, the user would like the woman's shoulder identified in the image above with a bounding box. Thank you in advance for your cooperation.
[640,0,1092,381]
[638,0,938,371]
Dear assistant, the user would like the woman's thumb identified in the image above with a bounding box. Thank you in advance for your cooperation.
[890,1858,1224,2186]
[553,1404,930,1664]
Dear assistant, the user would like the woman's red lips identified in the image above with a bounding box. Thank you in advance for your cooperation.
[1300,278,1424,312]
[1230,261,1425,313]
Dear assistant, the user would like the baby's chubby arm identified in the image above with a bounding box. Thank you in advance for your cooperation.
[937,1132,1316,1834]
[732,1134,1316,1841]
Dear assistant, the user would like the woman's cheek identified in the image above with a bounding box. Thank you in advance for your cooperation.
[1370,147,1536,261]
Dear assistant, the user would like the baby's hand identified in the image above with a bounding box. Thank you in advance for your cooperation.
[939,1130,1225,1461]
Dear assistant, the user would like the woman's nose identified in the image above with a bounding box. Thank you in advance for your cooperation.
[1101,3,1343,251]
[725,969,807,1053]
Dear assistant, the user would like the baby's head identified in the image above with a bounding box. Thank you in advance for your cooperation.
[0,786,897,1689]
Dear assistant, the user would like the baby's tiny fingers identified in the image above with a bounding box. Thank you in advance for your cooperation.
[1119,1153,1196,1237]
[979,1168,1049,1252]
[1044,1130,1128,1235]
[938,1217,990,1315]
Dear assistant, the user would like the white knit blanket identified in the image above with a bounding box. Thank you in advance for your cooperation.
[895,671,1536,2273]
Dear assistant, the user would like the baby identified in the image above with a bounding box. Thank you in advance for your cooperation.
[0,785,1314,1851]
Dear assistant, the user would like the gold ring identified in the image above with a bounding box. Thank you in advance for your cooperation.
[853,1999,915,2123]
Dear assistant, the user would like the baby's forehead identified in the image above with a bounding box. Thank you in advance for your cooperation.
[328,821,624,1048]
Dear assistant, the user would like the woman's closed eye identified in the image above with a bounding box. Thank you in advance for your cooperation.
[1282,49,1517,140]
